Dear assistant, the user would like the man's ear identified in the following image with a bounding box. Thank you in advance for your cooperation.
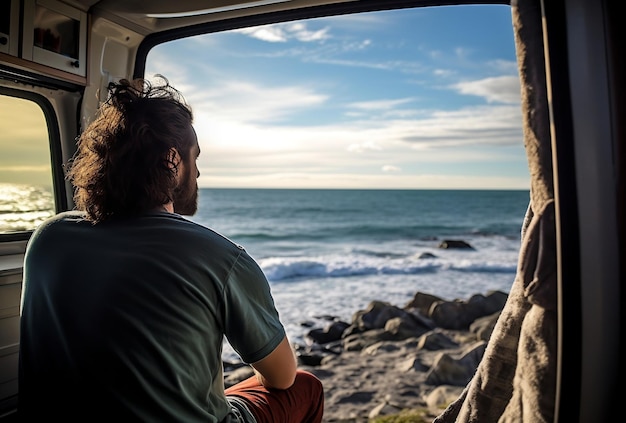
[167,147,183,181]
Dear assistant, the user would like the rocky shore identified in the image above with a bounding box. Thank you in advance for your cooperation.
[224,289,508,422]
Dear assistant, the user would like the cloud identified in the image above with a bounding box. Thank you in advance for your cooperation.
[191,80,328,124]
[145,52,198,97]
[160,73,523,176]
[201,171,528,190]
[433,69,456,78]
[286,22,331,42]
[452,76,521,104]
[347,141,382,153]
[150,80,527,189]
[235,22,331,43]
[230,23,430,77]
[345,98,423,120]
[486,59,519,74]
[191,99,525,182]
[348,98,415,111]
[397,105,523,148]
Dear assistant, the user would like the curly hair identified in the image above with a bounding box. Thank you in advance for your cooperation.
[66,76,194,223]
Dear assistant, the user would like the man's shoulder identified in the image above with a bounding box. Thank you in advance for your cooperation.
[150,213,246,251]
[25,211,89,253]
[35,210,89,230]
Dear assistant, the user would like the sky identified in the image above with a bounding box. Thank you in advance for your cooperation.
[0,4,527,191]
[146,4,528,190]
[0,97,52,187]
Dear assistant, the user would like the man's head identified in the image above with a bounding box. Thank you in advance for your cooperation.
[67,76,199,222]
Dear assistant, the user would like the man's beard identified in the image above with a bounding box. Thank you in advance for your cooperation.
[173,170,198,216]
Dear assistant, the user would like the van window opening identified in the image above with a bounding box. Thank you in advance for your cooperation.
[144,4,528,361]
[0,94,55,235]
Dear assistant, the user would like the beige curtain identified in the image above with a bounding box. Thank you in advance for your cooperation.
[433,0,558,421]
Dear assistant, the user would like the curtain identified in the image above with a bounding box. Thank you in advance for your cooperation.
[433,0,558,421]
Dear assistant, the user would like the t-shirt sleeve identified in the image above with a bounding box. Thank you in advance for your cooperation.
[222,250,286,364]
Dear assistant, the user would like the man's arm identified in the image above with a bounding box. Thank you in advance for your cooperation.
[251,336,297,390]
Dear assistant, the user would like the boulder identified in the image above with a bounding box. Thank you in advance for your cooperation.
[437,239,474,249]
[404,291,444,316]
[425,341,487,386]
[417,329,460,351]
[305,320,350,345]
[429,291,508,330]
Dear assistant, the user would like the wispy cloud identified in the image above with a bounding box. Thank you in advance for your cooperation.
[191,80,328,124]
[142,70,524,187]
[452,76,521,104]
[347,141,382,153]
[348,98,416,111]
[235,22,331,43]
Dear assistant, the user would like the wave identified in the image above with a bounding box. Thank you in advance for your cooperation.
[258,254,517,282]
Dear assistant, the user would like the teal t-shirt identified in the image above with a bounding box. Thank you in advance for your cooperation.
[19,211,285,422]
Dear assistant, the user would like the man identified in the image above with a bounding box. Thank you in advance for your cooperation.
[18,77,324,422]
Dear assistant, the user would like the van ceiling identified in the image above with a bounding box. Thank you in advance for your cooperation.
[64,0,358,33]
[70,0,296,14]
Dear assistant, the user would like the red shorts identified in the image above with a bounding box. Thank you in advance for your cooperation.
[225,369,324,423]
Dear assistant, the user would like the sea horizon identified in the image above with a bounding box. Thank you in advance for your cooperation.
[198,187,530,191]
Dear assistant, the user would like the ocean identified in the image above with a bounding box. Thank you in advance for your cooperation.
[1,185,530,362]
[0,183,55,233]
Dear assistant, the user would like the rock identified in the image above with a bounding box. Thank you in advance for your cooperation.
[405,308,438,329]
[482,290,508,313]
[397,355,429,372]
[305,320,350,345]
[404,291,444,315]
[384,315,431,340]
[457,341,487,370]
[296,351,325,366]
[425,341,487,386]
[343,328,392,351]
[313,314,340,321]
[425,385,465,416]
[470,311,501,341]
[332,390,375,404]
[352,301,405,331]
[361,341,400,356]
[417,329,460,351]
[429,300,469,330]
[429,291,507,330]
[425,353,471,386]
[348,301,434,342]
[438,239,474,249]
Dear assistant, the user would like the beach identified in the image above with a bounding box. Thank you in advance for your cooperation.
[224,287,507,422]
[199,188,526,421]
